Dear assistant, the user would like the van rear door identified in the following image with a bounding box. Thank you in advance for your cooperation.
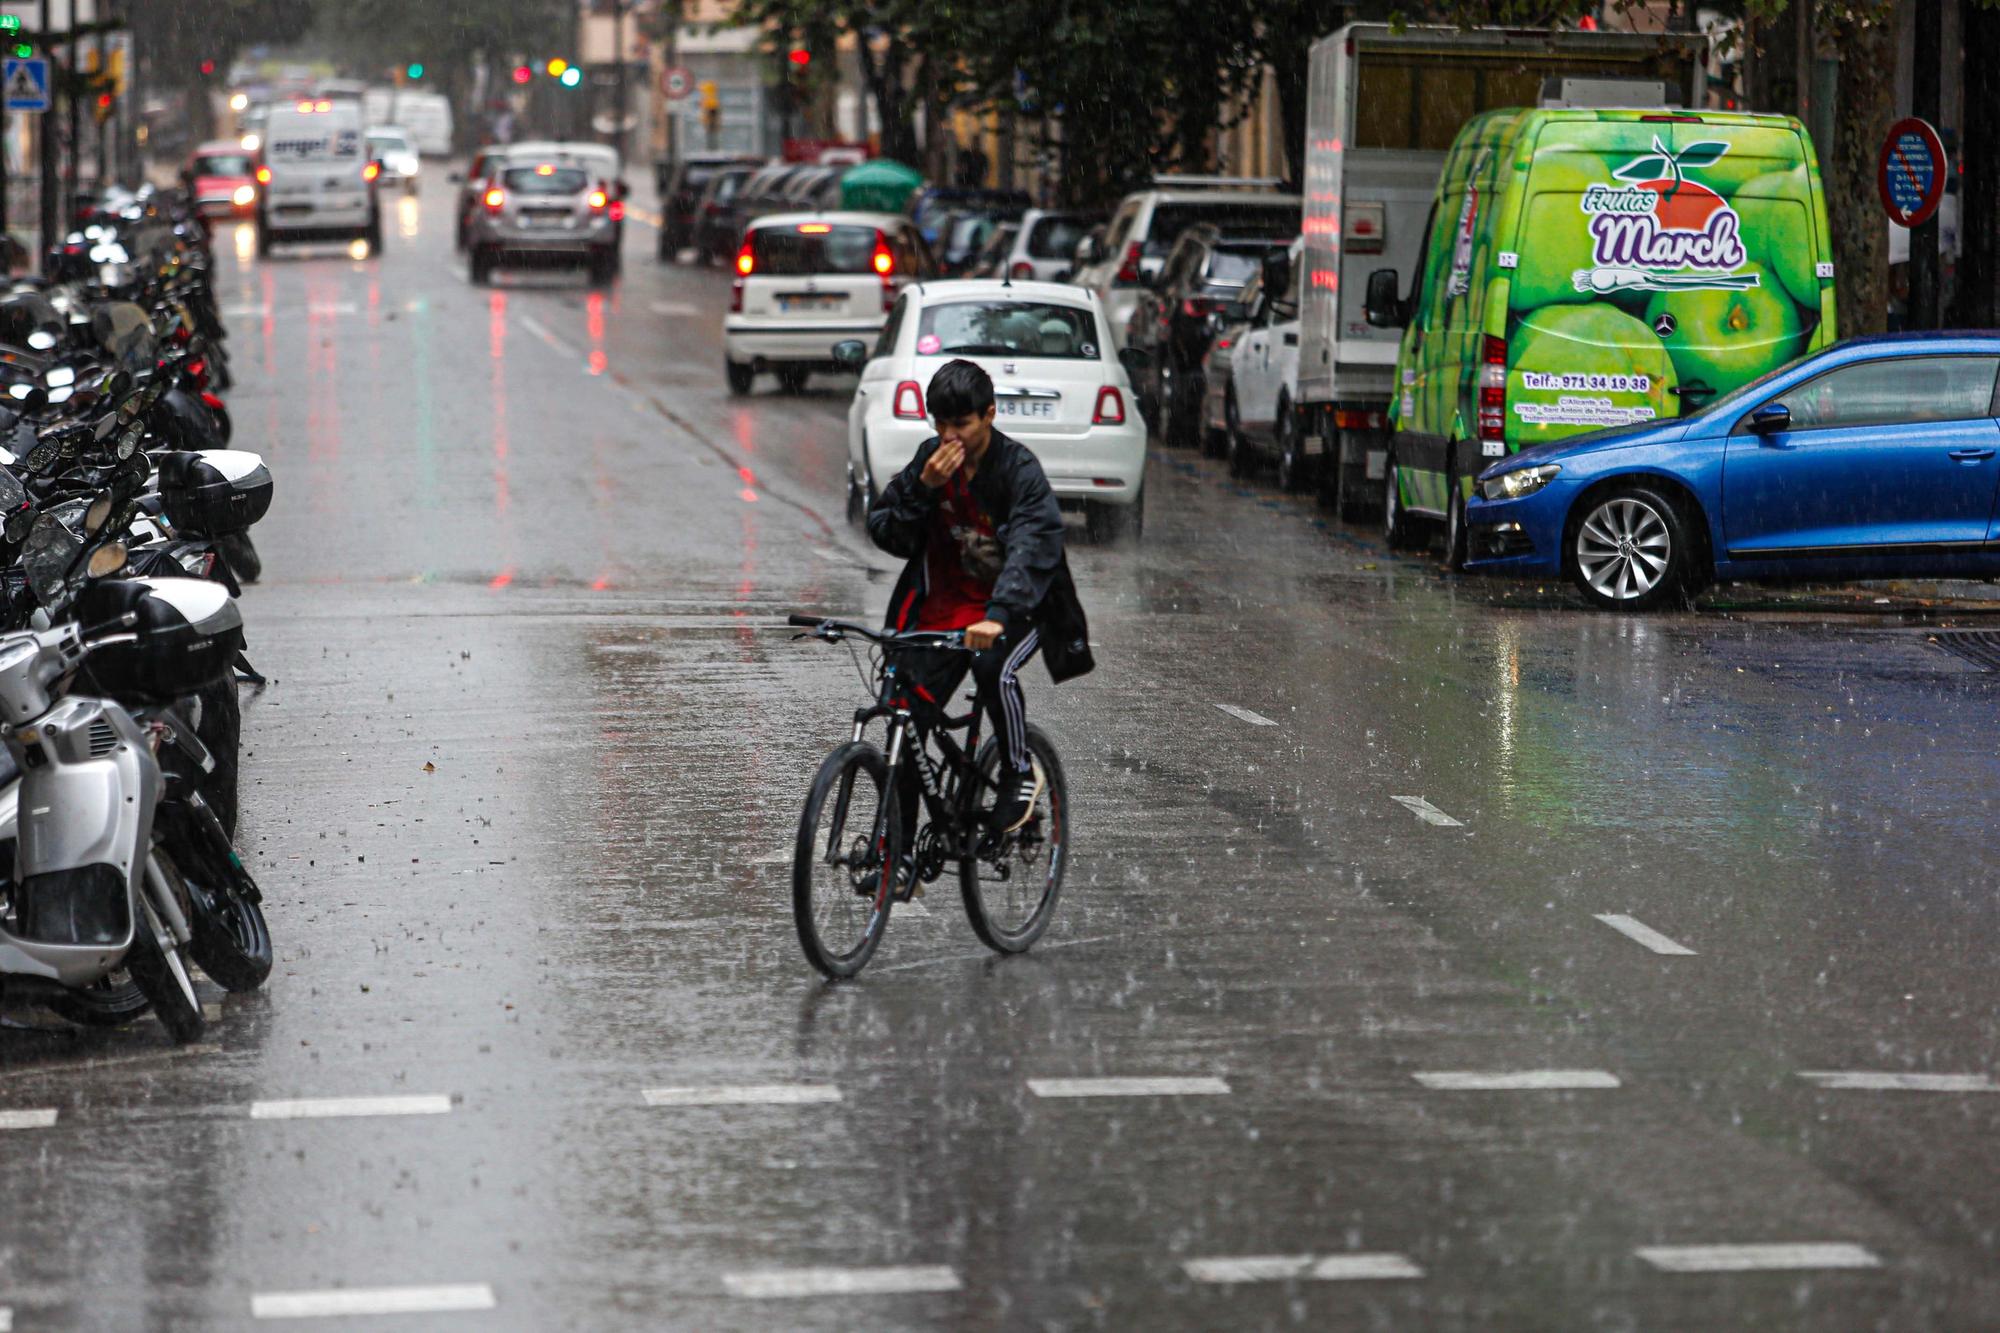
[1505,115,1823,447]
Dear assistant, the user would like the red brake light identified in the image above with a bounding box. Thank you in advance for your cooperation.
[893,381,926,420]
[588,189,608,209]
[1092,385,1126,425]
[1115,241,1141,285]
[735,242,755,276]
[1010,260,1035,280]
[872,235,895,276]
[255,166,271,185]
[363,162,380,182]
[484,187,505,209]
[1478,333,1507,443]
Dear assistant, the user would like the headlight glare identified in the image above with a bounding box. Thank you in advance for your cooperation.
[1480,463,1561,501]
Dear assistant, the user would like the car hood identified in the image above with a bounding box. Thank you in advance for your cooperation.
[1480,417,1692,478]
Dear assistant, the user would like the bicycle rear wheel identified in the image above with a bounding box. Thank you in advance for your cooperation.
[960,724,1068,953]
[793,741,899,979]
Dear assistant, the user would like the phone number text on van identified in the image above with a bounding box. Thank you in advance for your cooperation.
[1520,372,1651,394]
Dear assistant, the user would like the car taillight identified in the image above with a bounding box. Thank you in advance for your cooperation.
[484,188,504,210]
[1093,385,1126,425]
[1115,241,1141,286]
[872,233,895,276]
[588,189,608,209]
[1478,333,1507,444]
[1010,260,1035,280]
[254,166,271,185]
[363,162,380,182]
[735,241,755,276]
[893,381,926,419]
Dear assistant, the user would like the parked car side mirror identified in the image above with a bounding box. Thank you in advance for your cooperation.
[1261,247,1292,303]
[1118,346,1151,376]
[831,339,869,370]
[1748,402,1791,434]
[1364,268,1404,328]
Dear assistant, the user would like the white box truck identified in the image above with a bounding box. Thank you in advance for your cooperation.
[1300,23,1706,516]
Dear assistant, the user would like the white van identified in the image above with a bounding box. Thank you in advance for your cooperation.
[256,99,382,254]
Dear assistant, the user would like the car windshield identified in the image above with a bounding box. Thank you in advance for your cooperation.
[916,301,1100,359]
[368,134,412,155]
[1028,216,1089,259]
[751,224,882,275]
[502,166,589,195]
[196,154,253,177]
[1144,202,1300,256]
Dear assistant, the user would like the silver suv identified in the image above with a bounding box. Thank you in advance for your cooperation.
[466,154,622,287]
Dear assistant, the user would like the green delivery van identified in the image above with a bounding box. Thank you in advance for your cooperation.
[1363,107,1837,563]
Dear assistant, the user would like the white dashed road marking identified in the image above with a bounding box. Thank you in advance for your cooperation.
[0,1108,57,1129]
[1414,1070,1620,1091]
[642,1084,841,1107]
[650,300,701,317]
[250,1094,453,1121]
[251,1284,496,1318]
[1184,1253,1424,1283]
[1798,1071,1999,1092]
[1028,1077,1231,1098]
[1213,703,1277,726]
[1635,1243,1880,1273]
[723,1266,962,1298]
[1593,913,1697,955]
[1390,795,1463,826]
[0,1304,12,1330]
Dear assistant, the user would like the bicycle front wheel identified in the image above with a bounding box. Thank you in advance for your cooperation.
[793,741,900,979]
[960,724,1068,953]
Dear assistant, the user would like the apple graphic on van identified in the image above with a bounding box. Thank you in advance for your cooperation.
[1571,137,1753,293]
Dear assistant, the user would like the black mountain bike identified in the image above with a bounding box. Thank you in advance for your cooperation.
[787,614,1068,979]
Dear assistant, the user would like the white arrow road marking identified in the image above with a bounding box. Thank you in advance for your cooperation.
[1390,795,1463,826]
[250,1094,453,1120]
[1414,1070,1620,1091]
[1798,1072,1999,1092]
[1028,1076,1230,1098]
[723,1267,961,1298]
[642,1084,841,1107]
[0,1109,57,1129]
[1635,1243,1880,1273]
[251,1284,496,1318]
[1593,913,1696,955]
[1213,703,1277,726]
[1184,1253,1424,1283]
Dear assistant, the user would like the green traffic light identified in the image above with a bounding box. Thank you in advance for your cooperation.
[407,63,424,79]
[559,67,581,88]
[0,16,19,32]
[12,43,31,59]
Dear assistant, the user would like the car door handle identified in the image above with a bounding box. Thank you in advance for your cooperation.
[1949,448,1995,461]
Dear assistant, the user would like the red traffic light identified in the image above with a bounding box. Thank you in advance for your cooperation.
[787,48,810,67]
[512,64,532,84]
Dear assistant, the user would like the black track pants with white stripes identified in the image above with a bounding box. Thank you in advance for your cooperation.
[897,625,1041,820]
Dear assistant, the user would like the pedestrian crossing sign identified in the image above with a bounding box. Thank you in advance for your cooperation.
[3,57,48,113]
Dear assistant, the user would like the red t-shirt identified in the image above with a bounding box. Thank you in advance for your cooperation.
[915,471,1003,630]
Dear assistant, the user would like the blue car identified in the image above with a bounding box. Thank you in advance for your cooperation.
[1465,333,2000,610]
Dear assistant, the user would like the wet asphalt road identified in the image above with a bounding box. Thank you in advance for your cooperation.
[2,181,2000,1330]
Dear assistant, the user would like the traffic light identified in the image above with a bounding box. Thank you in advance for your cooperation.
[199,59,215,76]
[0,16,19,32]
[787,48,810,67]
[93,92,111,123]
[700,80,720,138]
[406,63,424,80]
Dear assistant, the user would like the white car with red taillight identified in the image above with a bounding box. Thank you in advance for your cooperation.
[833,279,1149,542]
[723,212,933,396]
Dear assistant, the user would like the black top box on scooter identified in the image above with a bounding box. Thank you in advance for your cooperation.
[75,576,245,701]
[157,450,272,536]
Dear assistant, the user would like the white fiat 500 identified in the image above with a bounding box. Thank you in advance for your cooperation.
[834,279,1149,541]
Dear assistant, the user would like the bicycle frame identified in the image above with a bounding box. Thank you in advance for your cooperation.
[849,650,1001,872]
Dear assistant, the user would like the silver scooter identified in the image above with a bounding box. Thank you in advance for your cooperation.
[0,505,231,1043]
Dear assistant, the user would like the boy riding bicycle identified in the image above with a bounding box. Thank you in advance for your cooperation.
[866,359,1094,836]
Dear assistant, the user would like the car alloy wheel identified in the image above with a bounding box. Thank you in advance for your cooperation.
[1573,493,1674,605]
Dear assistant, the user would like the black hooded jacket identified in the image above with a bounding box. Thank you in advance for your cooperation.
[867,428,1095,683]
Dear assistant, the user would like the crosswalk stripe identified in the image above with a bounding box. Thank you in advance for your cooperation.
[641,1084,840,1107]
[1028,1076,1230,1098]
[251,1284,496,1318]
[1635,1243,1880,1273]
[1414,1070,1619,1091]
[1185,1253,1423,1283]
[1798,1071,1998,1092]
[722,1266,961,1298]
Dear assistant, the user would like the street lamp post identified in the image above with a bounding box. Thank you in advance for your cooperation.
[611,0,627,167]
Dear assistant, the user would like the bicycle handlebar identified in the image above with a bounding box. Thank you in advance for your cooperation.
[787,614,965,650]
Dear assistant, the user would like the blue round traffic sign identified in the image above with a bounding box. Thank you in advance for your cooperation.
[1878,117,1948,228]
